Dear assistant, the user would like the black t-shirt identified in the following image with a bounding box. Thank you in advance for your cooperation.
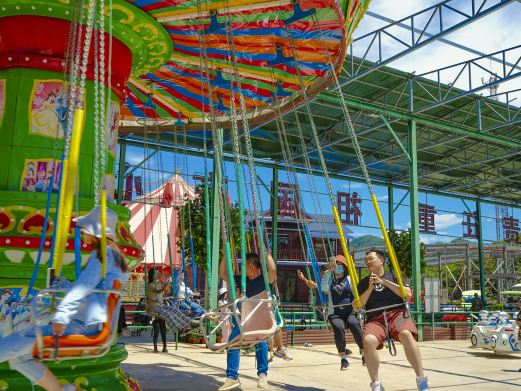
[357,271,407,320]
[233,274,271,298]
[331,275,353,313]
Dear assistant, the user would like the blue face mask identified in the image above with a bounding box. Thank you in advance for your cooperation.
[334,265,344,275]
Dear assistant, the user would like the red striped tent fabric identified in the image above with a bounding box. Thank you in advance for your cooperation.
[126,174,196,267]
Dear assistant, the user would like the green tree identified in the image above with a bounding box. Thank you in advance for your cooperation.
[176,181,243,271]
[387,229,426,279]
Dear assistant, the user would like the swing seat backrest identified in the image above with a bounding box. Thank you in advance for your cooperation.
[206,290,278,350]
[239,290,278,345]
[33,280,122,360]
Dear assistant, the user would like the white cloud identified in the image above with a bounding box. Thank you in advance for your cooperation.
[435,213,461,229]
[377,195,389,202]
[355,1,521,104]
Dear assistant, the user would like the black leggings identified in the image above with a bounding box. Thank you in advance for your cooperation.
[152,318,167,347]
[328,311,364,354]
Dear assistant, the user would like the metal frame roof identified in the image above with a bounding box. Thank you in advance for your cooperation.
[120,0,521,206]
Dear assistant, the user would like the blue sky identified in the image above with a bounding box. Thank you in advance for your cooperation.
[121,0,521,245]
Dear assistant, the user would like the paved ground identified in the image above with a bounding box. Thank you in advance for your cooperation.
[120,336,521,390]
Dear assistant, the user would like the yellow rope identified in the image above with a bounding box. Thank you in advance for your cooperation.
[53,108,85,276]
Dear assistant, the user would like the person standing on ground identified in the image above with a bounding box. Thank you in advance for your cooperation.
[268,278,293,361]
[354,249,431,391]
[218,252,276,390]
[146,267,194,353]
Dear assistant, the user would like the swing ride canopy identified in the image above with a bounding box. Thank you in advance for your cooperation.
[127,174,196,267]
[118,0,369,128]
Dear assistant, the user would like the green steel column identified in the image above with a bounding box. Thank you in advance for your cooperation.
[388,185,394,230]
[210,129,224,315]
[117,142,127,204]
[271,169,279,258]
[476,199,486,306]
[408,119,423,340]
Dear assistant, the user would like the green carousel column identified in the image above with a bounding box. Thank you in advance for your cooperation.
[476,199,487,306]
[210,129,224,316]
[408,119,423,341]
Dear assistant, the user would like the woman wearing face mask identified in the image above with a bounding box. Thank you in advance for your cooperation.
[322,255,364,371]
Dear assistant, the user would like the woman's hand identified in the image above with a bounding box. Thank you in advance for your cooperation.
[52,323,65,336]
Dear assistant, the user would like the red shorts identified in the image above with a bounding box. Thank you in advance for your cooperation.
[363,308,417,350]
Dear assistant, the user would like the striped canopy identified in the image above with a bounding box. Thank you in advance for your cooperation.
[120,0,369,129]
[127,174,196,267]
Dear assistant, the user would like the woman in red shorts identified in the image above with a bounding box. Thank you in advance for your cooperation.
[354,249,431,391]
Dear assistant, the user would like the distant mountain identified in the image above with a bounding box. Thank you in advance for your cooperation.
[350,235,385,250]
[450,238,472,244]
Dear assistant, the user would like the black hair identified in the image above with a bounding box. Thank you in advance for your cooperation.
[245,252,261,269]
[366,249,386,262]
[147,266,161,284]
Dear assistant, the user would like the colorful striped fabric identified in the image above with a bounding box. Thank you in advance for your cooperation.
[122,0,369,129]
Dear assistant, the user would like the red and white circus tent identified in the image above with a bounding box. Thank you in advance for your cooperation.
[126,174,196,270]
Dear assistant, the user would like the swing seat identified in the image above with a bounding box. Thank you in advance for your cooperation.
[204,290,278,351]
[32,280,123,361]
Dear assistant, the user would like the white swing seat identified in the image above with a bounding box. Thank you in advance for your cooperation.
[204,290,278,351]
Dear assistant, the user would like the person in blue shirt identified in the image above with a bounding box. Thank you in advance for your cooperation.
[322,255,364,370]
[177,271,206,319]
[218,252,276,391]
[0,206,129,391]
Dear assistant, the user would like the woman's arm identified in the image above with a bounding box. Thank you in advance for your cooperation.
[298,271,318,289]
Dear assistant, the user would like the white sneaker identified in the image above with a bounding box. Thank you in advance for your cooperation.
[273,347,293,361]
[257,373,268,389]
[416,376,431,391]
[370,381,385,391]
[218,378,240,390]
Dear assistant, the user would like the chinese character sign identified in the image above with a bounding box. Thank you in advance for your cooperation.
[337,192,362,225]
[462,211,478,238]
[503,216,520,243]
[272,182,300,217]
[419,203,436,234]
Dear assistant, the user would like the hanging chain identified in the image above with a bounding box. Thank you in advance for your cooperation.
[64,0,96,160]
[311,12,374,193]
[99,0,107,203]
[93,12,100,205]
[63,0,86,155]
[283,26,337,206]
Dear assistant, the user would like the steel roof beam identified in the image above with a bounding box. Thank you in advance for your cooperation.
[419,147,521,178]
[341,0,514,85]
[317,93,521,149]
[414,44,521,112]
[119,137,521,205]
[365,10,521,75]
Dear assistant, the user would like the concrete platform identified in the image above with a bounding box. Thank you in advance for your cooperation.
[120,336,521,390]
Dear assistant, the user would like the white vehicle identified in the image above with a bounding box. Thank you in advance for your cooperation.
[470,310,521,353]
